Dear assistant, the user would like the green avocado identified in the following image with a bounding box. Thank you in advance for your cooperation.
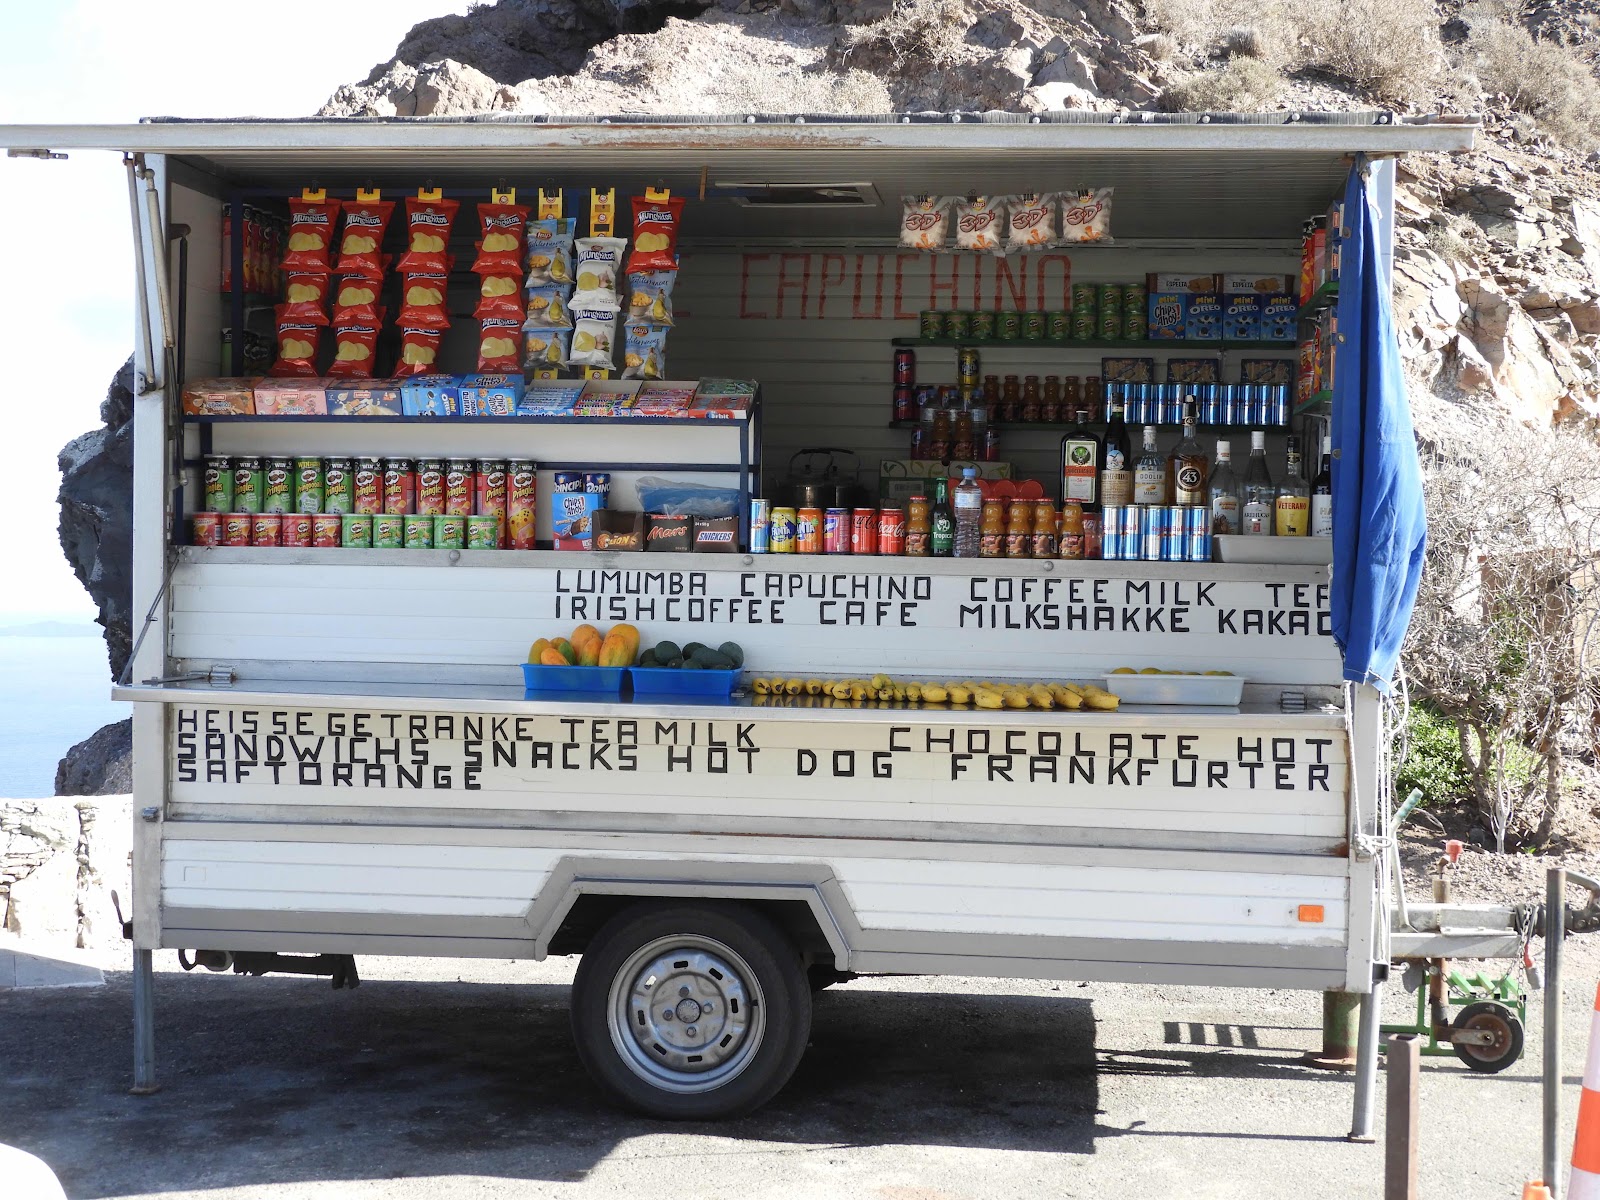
[654,640,681,662]
[664,655,684,668]
[695,649,733,670]
[716,641,745,668]
[681,658,704,670]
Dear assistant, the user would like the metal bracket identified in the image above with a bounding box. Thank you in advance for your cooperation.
[8,148,67,161]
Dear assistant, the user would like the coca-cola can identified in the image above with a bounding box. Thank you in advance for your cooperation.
[893,347,915,387]
[851,508,878,555]
[877,507,906,555]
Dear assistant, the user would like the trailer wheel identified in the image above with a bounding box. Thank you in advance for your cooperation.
[1451,1001,1524,1073]
[570,902,812,1119]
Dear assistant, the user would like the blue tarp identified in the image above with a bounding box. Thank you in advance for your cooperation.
[1329,163,1428,693]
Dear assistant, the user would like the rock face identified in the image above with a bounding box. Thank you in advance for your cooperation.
[0,795,130,948]
[54,720,133,798]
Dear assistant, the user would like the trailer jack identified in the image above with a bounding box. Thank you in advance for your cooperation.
[179,949,360,989]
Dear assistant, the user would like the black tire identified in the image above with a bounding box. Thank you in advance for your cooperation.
[570,901,812,1119]
[1451,1001,1525,1073]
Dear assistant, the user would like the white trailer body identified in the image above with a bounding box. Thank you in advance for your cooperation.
[3,113,1475,1124]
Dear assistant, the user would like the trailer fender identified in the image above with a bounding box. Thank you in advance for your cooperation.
[525,857,856,970]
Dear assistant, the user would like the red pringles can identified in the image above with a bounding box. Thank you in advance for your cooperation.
[795,506,823,553]
[221,513,252,547]
[893,347,915,386]
[507,459,537,550]
[416,458,446,517]
[823,507,851,554]
[311,513,342,548]
[281,512,312,548]
[850,507,878,555]
[191,512,222,547]
[383,458,416,515]
[353,457,383,515]
[476,458,509,547]
[445,457,475,517]
[250,513,282,547]
[877,506,906,555]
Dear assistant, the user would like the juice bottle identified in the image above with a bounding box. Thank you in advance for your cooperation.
[979,499,1004,558]
[1058,501,1084,560]
[1006,500,1032,559]
[1031,500,1057,559]
[1041,375,1062,423]
[930,407,952,462]
[1001,375,1021,423]
[953,406,976,461]
[1021,376,1041,423]
[905,495,932,557]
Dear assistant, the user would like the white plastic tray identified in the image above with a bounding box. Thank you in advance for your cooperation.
[1213,535,1332,565]
[1100,672,1245,706]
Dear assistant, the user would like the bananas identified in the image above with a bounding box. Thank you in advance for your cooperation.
[746,676,1119,711]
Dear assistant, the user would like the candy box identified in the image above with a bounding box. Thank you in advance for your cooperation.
[1240,358,1295,386]
[516,383,583,417]
[1145,273,1218,341]
[1262,289,1299,343]
[631,382,695,416]
[692,515,739,553]
[550,491,602,549]
[253,377,331,416]
[1184,287,1223,342]
[400,374,462,417]
[182,377,259,415]
[592,509,645,552]
[1223,274,1293,342]
[460,373,525,417]
[326,383,403,416]
[645,513,691,553]
[1101,357,1155,383]
[1166,358,1220,384]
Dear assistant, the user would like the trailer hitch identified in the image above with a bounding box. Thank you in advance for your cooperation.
[1514,870,1600,938]
[178,949,360,989]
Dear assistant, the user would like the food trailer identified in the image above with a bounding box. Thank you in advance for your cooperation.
[3,112,1479,1128]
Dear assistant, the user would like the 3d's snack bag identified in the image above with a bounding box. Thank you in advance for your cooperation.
[900,195,950,251]
[332,273,383,326]
[395,195,459,274]
[954,196,1007,254]
[328,317,383,378]
[525,218,576,285]
[394,326,444,376]
[474,274,524,321]
[1062,187,1114,244]
[333,197,394,277]
[626,194,684,274]
[269,305,322,376]
[625,270,676,326]
[621,323,667,380]
[523,285,573,329]
[573,237,627,308]
[281,272,331,325]
[477,316,522,373]
[565,307,618,369]
[282,197,341,274]
[472,201,530,275]
[521,327,572,372]
[1006,193,1057,252]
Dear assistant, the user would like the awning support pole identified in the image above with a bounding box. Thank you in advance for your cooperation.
[130,948,159,1095]
[1350,968,1385,1141]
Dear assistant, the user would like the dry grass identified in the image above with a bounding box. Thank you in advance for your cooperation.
[1163,57,1286,111]
[834,0,971,72]
[1466,12,1600,151]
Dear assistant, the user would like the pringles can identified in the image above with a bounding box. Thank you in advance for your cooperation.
[281,513,312,548]
[403,515,433,549]
[295,456,324,514]
[231,457,264,514]
[310,514,341,547]
[191,512,222,546]
[203,455,233,513]
[507,460,538,550]
[249,514,281,547]
[372,513,404,550]
[445,458,475,516]
[323,458,354,514]
[383,458,416,515]
[415,459,446,517]
[353,457,384,515]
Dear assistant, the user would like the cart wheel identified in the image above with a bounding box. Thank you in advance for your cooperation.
[570,902,812,1119]
[1451,1001,1525,1073]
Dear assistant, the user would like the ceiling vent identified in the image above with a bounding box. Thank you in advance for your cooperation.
[719,181,880,208]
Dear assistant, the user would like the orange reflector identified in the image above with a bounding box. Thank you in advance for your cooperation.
[1297,905,1325,923]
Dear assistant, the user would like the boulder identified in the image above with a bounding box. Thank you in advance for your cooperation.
[54,719,131,798]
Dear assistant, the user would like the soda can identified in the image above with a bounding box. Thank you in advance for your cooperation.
[295,456,324,514]
[465,514,499,550]
[231,456,264,514]
[507,460,538,550]
[433,513,466,550]
[969,310,996,341]
[323,457,354,514]
[1083,511,1103,561]
[1184,505,1211,563]
[415,459,446,516]
[1164,388,1185,426]
[946,311,972,341]
[919,310,944,340]
[1163,505,1187,562]
[851,507,878,555]
[893,385,916,423]
[1021,311,1046,341]
[281,513,312,548]
[1196,383,1219,427]
[354,457,384,515]
[372,513,404,549]
[1100,506,1124,562]
[191,512,222,546]
[477,459,509,547]
[1121,505,1143,562]
[1140,505,1165,561]
[893,348,916,386]
[310,514,342,548]
[383,458,416,515]
[203,455,233,513]
[877,506,906,555]
[796,506,823,553]
[403,514,434,549]
[584,472,611,503]
[750,498,772,553]
[551,471,584,494]
[995,310,1021,341]
[956,345,980,390]
[1046,310,1070,341]
[770,506,797,553]
[1270,385,1291,426]
[340,512,373,549]
[823,507,850,554]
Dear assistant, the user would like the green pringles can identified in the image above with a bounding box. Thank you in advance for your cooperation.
[434,513,466,550]
[402,514,433,549]
[466,515,500,550]
[372,513,405,549]
[323,457,355,515]
[919,310,944,340]
[995,310,1021,341]
[203,455,233,514]
[945,310,972,341]
[262,457,295,514]
[230,456,264,514]
[1071,306,1096,340]
[1021,310,1046,341]
[1045,310,1070,341]
[340,512,373,549]
[294,456,324,514]
[968,310,995,341]
[1071,283,1096,312]
[1096,284,1124,340]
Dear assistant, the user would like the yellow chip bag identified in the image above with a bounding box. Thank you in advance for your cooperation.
[572,236,626,309]
[564,306,617,370]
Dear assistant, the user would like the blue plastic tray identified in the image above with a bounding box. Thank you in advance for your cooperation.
[628,666,741,698]
[521,663,627,696]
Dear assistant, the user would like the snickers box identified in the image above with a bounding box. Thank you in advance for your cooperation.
[592,509,645,552]
[645,513,692,553]
[692,515,740,554]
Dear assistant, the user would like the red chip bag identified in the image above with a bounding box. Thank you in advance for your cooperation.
[394,326,444,377]
[270,305,322,376]
[395,196,459,274]
[333,198,394,277]
[626,194,683,274]
[331,274,383,326]
[399,267,451,330]
[282,197,341,274]
[280,272,330,325]
[473,273,524,321]
[477,316,522,373]
[328,316,383,378]
[471,202,530,275]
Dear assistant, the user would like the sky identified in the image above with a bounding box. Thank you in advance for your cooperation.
[0,0,470,621]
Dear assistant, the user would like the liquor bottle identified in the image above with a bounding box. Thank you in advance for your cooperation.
[1240,431,1276,535]
[1311,435,1333,538]
[1059,408,1102,510]
[1132,425,1165,507]
[930,474,955,557]
[1275,435,1310,536]
[1100,396,1133,508]
[1209,438,1241,535]
[953,467,983,558]
[1169,403,1208,505]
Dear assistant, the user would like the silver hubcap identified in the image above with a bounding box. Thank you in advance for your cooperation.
[607,934,766,1094]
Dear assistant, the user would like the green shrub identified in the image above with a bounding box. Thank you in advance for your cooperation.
[1395,702,1470,810]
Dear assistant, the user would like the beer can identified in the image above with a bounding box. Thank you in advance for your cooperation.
[310,514,342,548]
[956,345,980,389]
[968,310,996,341]
[373,513,405,550]
[191,512,222,546]
[1021,311,1046,341]
[770,506,797,553]
[893,385,916,423]
[1100,506,1124,562]
[249,513,280,547]
[281,513,312,548]
[1123,391,1144,426]
[1219,385,1239,427]
[1163,505,1187,562]
[322,457,354,515]
[946,311,972,341]
[202,455,233,513]
[1270,385,1291,427]
[1140,505,1165,561]
[221,513,252,547]
[231,456,264,514]
[584,472,611,503]
[1121,505,1143,562]
[877,506,906,555]
[353,457,384,515]
[433,513,466,551]
[477,459,509,547]
[823,507,850,554]
[796,506,823,553]
[415,459,446,517]
[383,458,416,515]
[750,498,772,553]
[851,507,878,555]
[507,460,538,550]
[445,458,475,516]
[995,310,1021,341]
[919,310,944,340]
[295,456,324,514]
[893,347,916,386]
[1046,310,1070,341]
[340,512,373,549]
[465,514,500,550]
[403,514,434,549]
[551,471,584,494]
[1184,505,1211,563]
[1082,511,1102,560]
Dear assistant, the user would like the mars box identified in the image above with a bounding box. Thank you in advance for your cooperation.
[645,513,692,553]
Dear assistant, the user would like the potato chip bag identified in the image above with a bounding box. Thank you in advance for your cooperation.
[900,195,950,251]
[334,198,394,277]
[525,217,576,283]
[573,237,627,308]
[626,195,684,274]
[332,274,382,326]
[954,196,1007,254]
[474,273,524,321]
[395,196,459,273]
[523,285,574,330]
[565,307,618,369]
[1005,193,1057,252]
[398,260,453,330]
[281,272,330,325]
[327,317,383,378]
[620,323,668,380]
[1062,187,1114,244]
[282,198,341,274]
[471,201,530,276]
[477,316,523,373]
[269,305,323,376]
[394,326,444,377]
[625,270,676,326]
[521,327,572,373]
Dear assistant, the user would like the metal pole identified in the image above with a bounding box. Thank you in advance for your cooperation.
[1385,1034,1420,1200]
[1351,970,1385,1141]
[1307,990,1361,1070]
[1545,867,1567,1200]
[130,948,159,1095]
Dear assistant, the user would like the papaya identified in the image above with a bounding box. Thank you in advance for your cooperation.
[597,630,634,668]
[552,638,577,665]
[610,623,641,660]
[539,647,570,666]
[576,637,601,667]
[571,625,602,651]
[527,637,551,664]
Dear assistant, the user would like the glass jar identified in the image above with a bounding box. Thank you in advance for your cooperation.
[1041,375,1062,424]
[1001,375,1021,423]
[1085,375,1104,423]
[1006,500,1033,559]
[979,499,1005,558]
[1021,375,1042,423]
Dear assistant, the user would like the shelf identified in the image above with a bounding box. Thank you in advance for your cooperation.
[184,413,751,426]
[893,337,1298,352]
[1293,390,1333,417]
[887,420,1288,433]
[1296,281,1339,320]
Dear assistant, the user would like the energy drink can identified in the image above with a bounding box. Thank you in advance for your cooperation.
[1185,505,1211,563]
[465,515,499,550]
[310,514,341,547]
[203,455,233,513]
[281,513,312,548]
[1163,505,1187,562]
[339,513,373,549]
[823,507,850,554]
[1219,386,1239,427]
[1270,385,1291,426]
[415,459,446,517]
[1140,505,1165,561]
[403,515,433,549]
[1101,505,1124,562]
[354,457,384,515]
[445,458,475,516]
[250,514,281,547]
[373,513,404,549]
[433,513,466,550]
[957,345,980,390]
[1121,505,1143,562]
[191,512,222,546]
[851,507,878,555]
[322,458,354,515]
[295,457,324,514]
[750,498,771,553]
[231,456,264,514]
[796,507,823,553]
[770,506,797,553]
[584,472,611,503]
[383,458,416,515]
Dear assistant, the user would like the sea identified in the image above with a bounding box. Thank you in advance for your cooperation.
[0,621,129,798]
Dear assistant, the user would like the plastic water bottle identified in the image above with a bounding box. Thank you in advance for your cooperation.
[953,466,984,558]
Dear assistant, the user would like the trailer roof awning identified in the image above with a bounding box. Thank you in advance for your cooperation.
[1,113,1477,242]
